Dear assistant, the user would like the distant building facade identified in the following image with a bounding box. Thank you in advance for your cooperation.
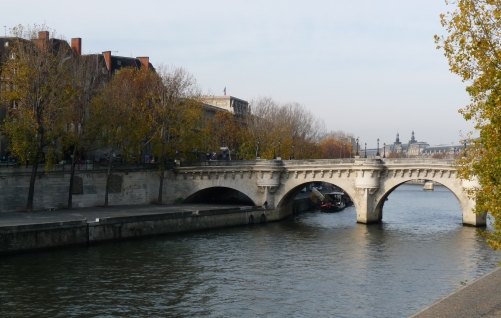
[0,32,156,159]
[360,131,464,159]
[200,96,249,120]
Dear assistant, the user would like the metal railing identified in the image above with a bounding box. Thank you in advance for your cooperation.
[381,158,456,165]
[0,162,177,172]
[178,157,456,168]
[181,160,264,167]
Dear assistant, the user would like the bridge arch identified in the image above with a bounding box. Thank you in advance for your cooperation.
[183,186,255,205]
[370,170,484,226]
[166,170,262,206]
[274,174,357,215]
[373,180,463,223]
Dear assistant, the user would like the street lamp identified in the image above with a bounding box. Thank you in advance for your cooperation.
[356,137,359,156]
[383,143,386,158]
[376,138,380,156]
[364,143,367,158]
[278,140,281,159]
[291,145,295,160]
[273,145,276,159]
[256,140,260,159]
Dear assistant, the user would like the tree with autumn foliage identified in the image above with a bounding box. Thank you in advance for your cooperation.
[205,111,243,160]
[91,67,155,206]
[149,65,203,203]
[242,97,324,160]
[61,54,107,209]
[0,24,74,212]
[319,137,352,159]
[436,0,501,249]
[387,151,407,159]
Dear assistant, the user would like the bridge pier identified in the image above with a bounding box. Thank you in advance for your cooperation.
[353,159,384,224]
[354,188,382,224]
[461,178,486,227]
[460,196,486,227]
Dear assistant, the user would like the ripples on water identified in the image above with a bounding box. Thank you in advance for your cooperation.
[0,184,499,317]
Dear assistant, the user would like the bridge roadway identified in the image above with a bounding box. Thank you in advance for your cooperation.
[173,157,486,227]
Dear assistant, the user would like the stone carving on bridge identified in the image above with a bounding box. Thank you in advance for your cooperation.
[257,185,279,194]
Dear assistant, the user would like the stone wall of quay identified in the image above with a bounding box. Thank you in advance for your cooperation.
[292,197,314,215]
[0,206,279,255]
[0,166,172,212]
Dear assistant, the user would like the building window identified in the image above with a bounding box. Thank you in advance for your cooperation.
[117,60,121,66]
[114,69,119,74]
[4,41,8,47]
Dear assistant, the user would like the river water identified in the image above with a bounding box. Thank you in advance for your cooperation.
[1,184,500,317]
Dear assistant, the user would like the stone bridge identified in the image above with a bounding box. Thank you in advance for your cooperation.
[171,158,485,226]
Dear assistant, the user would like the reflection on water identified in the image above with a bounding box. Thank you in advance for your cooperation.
[0,184,499,317]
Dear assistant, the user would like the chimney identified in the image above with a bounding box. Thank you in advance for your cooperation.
[137,57,149,69]
[33,31,50,51]
[102,51,112,72]
[71,38,81,57]
[38,31,49,40]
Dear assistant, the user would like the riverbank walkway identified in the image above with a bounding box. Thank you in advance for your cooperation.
[411,265,501,317]
[0,203,249,227]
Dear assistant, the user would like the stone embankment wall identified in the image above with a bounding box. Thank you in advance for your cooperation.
[0,206,278,255]
[291,198,314,215]
[0,166,314,255]
[0,166,171,212]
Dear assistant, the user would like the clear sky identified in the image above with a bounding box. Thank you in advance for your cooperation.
[1,0,472,148]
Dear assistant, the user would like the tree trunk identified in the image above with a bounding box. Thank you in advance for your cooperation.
[27,157,39,213]
[104,155,112,207]
[67,147,78,209]
[158,160,165,204]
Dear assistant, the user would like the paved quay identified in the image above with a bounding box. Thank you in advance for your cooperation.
[411,265,501,317]
[0,203,250,227]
